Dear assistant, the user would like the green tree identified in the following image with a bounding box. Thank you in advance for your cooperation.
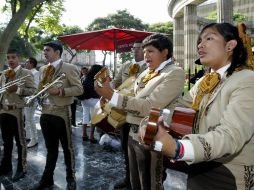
[87,9,148,74]
[0,0,49,70]
[148,22,173,40]
[18,0,64,57]
[206,11,247,22]
[233,12,247,22]
[87,9,148,31]
[148,22,173,34]
[206,11,217,20]
[56,25,84,63]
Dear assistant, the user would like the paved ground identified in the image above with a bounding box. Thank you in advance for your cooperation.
[0,105,128,190]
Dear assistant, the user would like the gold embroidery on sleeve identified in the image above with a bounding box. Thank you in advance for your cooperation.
[244,165,254,190]
[198,136,211,160]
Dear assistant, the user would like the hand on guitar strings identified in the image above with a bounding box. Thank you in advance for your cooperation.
[94,77,114,100]
[99,97,108,107]
[154,118,177,158]
[138,116,177,157]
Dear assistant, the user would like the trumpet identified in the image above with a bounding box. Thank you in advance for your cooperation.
[26,73,66,105]
[0,75,30,94]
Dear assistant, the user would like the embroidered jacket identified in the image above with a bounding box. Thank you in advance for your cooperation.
[183,69,254,189]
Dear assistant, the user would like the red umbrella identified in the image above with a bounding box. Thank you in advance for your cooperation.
[58,28,153,75]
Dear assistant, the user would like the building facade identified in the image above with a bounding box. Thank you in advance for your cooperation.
[36,49,96,68]
[168,0,254,73]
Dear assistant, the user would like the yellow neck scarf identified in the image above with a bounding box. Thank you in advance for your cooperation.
[192,72,221,111]
[5,69,16,80]
[39,65,55,90]
[142,70,159,84]
[128,64,140,76]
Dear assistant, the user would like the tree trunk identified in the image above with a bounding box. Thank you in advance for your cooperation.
[0,0,46,71]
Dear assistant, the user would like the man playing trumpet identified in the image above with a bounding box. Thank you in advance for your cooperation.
[0,49,36,181]
[31,41,83,190]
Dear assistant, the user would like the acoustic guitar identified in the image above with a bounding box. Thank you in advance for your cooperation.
[143,107,196,145]
[92,67,135,133]
[94,67,109,87]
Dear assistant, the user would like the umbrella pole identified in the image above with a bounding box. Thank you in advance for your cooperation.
[113,49,117,78]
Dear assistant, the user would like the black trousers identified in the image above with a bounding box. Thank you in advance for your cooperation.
[128,136,151,190]
[120,123,130,180]
[128,135,163,190]
[71,99,77,126]
[0,112,26,172]
[40,114,75,181]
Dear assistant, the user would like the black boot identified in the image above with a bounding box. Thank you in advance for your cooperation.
[31,179,54,190]
[0,161,12,177]
[12,161,27,181]
[12,169,26,182]
[114,177,131,189]
[31,175,54,190]
[66,177,76,190]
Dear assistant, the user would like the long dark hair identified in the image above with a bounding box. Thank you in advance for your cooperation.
[198,23,247,76]
[86,64,103,80]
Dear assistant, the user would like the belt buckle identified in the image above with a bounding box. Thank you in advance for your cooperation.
[0,104,16,111]
[131,125,139,133]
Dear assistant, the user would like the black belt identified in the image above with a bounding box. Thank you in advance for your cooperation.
[42,104,69,110]
[130,124,139,133]
[0,104,17,111]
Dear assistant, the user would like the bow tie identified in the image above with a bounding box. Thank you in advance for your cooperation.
[45,65,55,75]
[128,64,140,76]
[5,69,16,79]
[142,70,159,84]
[38,65,55,90]
[192,72,221,111]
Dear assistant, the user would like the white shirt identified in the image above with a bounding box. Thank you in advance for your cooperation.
[109,58,172,107]
[179,63,231,161]
[31,68,39,88]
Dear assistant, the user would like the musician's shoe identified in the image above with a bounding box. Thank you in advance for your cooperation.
[90,138,98,144]
[66,178,76,190]
[82,136,89,142]
[114,178,131,189]
[0,166,12,177]
[12,170,26,182]
[27,138,38,148]
[30,179,54,190]
[72,125,79,128]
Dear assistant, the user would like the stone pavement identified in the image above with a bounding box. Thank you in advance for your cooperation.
[0,105,128,190]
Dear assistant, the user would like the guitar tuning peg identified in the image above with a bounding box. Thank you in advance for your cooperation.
[161,109,171,127]
[161,109,170,120]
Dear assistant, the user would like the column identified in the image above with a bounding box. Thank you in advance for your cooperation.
[217,0,233,23]
[173,17,184,68]
[184,4,198,74]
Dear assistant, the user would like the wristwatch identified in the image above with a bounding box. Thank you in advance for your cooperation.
[153,141,163,152]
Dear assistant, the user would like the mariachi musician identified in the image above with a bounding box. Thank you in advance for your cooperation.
[0,49,36,181]
[31,41,83,190]
[95,33,185,190]
[140,23,254,190]
[111,40,146,189]
[91,40,146,189]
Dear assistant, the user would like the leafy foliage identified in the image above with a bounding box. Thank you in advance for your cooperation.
[87,9,148,31]
[86,9,149,65]
[206,11,247,22]
[148,22,173,35]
